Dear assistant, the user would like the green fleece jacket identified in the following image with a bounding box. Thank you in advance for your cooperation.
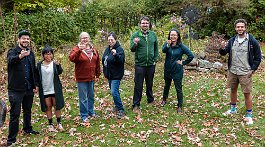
[130,31,159,66]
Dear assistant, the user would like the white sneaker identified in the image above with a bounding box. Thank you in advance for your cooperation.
[223,109,237,116]
[244,113,254,125]
[57,123,64,131]
[245,117,253,125]
[48,125,58,132]
[83,118,89,123]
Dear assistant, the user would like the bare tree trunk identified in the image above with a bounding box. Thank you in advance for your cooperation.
[13,4,17,44]
[0,3,7,50]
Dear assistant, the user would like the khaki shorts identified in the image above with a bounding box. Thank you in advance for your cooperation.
[227,71,252,93]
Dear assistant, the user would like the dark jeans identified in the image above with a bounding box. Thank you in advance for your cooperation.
[163,76,183,107]
[7,90,34,144]
[133,65,155,107]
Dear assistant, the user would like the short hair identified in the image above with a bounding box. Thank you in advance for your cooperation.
[234,19,247,27]
[108,31,117,40]
[168,28,182,45]
[140,16,149,23]
[18,30,31,38]
[41,45,54,57]
[79,32,91,40]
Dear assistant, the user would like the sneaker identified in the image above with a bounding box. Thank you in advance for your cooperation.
[117,110,125,119]
[133,106,141,114]
[90,114,100,118]
[48,125,58,132]
[83,118,89,123]
[57,123,64,131]
[244,113,253,125]
[160,100,166,107]
[223,108,237,116]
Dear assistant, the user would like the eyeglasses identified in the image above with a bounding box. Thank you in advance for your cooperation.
[81,37,89,40]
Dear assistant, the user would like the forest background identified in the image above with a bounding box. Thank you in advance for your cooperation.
[0,0,265,52]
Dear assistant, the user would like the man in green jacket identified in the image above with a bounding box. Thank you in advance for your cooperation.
[130,16,159,113]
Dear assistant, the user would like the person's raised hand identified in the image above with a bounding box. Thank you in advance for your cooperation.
[111,49,116,56]
[19,50,30,59]
[167,40,172,47]
[78,43,86,50]
[220,40,227,49]
[133,38,140,44]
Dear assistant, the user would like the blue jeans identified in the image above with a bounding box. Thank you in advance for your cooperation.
[109,80,124,111]
[77,82,95,121]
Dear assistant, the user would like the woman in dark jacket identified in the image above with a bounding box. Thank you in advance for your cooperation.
[161,28,194,113]
[37,46,65,132]
[102,32,125,119]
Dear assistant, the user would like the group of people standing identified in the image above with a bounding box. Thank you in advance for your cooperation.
[69,16,195,123]
[5,16,261,146]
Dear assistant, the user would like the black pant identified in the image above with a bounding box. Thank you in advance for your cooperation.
[163,76,183,107]
[133,65,155,107]
[7,90,34,143]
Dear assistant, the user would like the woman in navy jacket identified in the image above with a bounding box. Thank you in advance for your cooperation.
[102,32,125,119]
[161,28,194,113]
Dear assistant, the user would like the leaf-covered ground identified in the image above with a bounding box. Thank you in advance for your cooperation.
[0,50,264,146]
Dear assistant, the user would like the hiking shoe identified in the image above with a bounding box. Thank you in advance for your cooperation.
[223,108,237,116]
[160,100,166,107]
[244,113,253,125]
[48,125,58,132]
[57,123,64,131]
[133,106,141,114]
[117,110,125,119]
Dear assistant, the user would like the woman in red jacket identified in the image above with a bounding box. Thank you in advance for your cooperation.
[69,32,101,123]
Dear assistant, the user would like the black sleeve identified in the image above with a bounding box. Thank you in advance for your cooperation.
[251,39,262,70]
[56,64,63,75]
[7,49,21,64]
